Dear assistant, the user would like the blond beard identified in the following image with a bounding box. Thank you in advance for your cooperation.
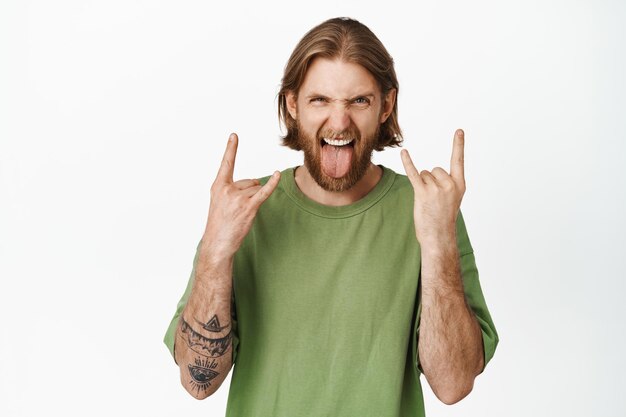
[294,120,380,192]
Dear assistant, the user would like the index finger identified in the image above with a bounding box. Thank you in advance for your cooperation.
[450,129,465,182]
[216,133,238,183]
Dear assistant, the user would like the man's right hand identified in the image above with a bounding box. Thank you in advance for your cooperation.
[202,133,280,263]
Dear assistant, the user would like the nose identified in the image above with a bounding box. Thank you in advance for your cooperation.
[326,104,351,135]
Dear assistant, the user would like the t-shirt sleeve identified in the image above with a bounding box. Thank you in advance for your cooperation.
[163,239,240,365]
[413,209,499,374]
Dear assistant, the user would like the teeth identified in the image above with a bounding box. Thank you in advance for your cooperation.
[323,138,354,146]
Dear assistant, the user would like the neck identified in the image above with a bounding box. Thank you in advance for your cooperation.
[294,162,383,206]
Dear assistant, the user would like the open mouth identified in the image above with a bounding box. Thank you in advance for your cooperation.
[319,137,356,178]
[319,138,356,148]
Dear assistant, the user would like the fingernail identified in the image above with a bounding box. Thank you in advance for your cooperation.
[229,133,236,141]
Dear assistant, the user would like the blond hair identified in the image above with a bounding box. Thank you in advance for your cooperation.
[278,17,403,151]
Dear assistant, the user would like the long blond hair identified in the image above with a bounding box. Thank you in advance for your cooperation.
[278,17,403,151]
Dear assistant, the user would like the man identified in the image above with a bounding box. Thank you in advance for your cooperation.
[164,17,498,417]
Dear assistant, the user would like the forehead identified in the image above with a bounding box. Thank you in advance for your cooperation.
[299,57,380,98]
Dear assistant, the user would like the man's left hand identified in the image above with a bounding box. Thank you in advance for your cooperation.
[400,129,466,247]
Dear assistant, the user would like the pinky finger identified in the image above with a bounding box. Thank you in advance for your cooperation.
[400,149,424,189]
[250,171,281,208]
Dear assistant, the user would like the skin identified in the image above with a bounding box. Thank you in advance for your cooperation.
[401,131,485,404]
[285,58,395,205]
[173,133,281,399]
[174,57,484,404]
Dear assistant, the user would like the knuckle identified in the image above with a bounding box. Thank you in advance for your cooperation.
[257,189,268,201]
[235,193,249,206]
[223,185,236,197]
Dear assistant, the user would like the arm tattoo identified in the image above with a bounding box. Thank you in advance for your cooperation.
[197,314,230,333]
[188,357,220,395]
[179,317,232,358]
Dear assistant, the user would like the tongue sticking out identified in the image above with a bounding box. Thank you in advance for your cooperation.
[321,144,353,178]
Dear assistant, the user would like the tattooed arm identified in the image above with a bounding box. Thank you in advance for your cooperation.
[174,254,235,399]
[172,134,280,399]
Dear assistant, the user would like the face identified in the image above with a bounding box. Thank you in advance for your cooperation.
[286,58,395,192]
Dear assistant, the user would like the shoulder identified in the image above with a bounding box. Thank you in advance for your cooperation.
[257,167,294,187]
[381,165,413,197]
[253,167,295,211]
[366,166,414,218]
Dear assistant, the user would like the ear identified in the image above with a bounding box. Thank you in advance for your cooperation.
[379,88,397,123]
[286,91,298,120]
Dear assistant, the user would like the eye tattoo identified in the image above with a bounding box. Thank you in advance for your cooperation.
[179,318,232,358]
[188,357,220,395]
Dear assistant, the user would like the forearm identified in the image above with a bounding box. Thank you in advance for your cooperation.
[174,248,235,399]
[418,238,483,404]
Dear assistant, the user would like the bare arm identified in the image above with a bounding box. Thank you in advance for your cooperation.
[418,238,483,404]
[401,129,484,404]
[174,252,235,399]
[172,133,280,399]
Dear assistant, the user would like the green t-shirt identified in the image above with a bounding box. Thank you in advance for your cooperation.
[164,165,498,417]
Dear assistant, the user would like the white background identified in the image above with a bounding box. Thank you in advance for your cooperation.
[1,1,625,416]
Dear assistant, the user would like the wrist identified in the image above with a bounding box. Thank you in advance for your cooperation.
[193,248,234,292]
[198,240,236,269]
[418,233,457,256]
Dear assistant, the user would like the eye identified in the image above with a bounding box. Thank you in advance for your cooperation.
[352,97,371,106]
[309,97,328,104]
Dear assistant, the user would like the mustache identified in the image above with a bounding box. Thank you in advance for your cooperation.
[317,126,360,141]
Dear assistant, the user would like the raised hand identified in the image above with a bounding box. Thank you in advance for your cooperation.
[400,129,466,247]
[202,133,281,261]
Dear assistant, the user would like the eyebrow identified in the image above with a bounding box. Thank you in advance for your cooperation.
[305,92,377,102]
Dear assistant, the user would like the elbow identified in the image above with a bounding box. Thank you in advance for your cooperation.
[183,383,212,400]
[183,384,219,400]
[432,378,475,405]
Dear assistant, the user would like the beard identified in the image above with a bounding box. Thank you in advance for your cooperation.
[294,119,380,192]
